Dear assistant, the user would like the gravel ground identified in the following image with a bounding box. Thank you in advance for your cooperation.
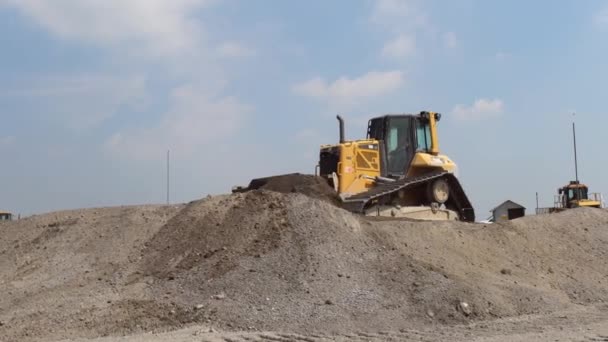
[58,304,608,342]
[2,175,608,342]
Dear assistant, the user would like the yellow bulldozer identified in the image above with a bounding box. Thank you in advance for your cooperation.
[556,181,602,209]
[554,122,603,209]
[235,111,475,222]
[535,120,604,214]
[536,181,603,215]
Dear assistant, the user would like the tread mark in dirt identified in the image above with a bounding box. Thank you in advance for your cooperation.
[356,332,382,338]
[276,333,321,342]
[308,334,328,339]
[258,334,299,342]
[587,335,608,342]
[339,333,426,341]
[223,337,244,342]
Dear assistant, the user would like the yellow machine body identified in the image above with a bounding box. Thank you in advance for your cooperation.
[559,182,602,208]
[407,153,457,177]
[329,139,381,196]
[324,111,456,197]
[237,111,475,221]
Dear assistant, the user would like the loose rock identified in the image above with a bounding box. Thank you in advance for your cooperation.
[459,302,472,316]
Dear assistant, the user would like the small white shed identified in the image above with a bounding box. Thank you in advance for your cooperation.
[490,200,526,222]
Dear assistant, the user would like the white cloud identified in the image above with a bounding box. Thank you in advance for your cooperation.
[443,31,458,49]
[0,0,254,143]
[495,52,507,60]
[372,0,459,58]
[104,83,251,161]
[373,0,414,17]
[1,0,214,56]
[217,41,256,58]
[293,78,327,98]
[381,34,416,59]
[292,71,404,108]
[371,0,428,31]
[1,74,147,129]
[494,51,511,62]
[594,6,608,26]
[452,98,504,121]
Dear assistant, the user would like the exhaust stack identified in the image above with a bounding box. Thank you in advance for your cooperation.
[337,115,345,143]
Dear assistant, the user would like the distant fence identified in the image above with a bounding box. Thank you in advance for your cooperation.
[589,193,605,208]
[538,193,606,214]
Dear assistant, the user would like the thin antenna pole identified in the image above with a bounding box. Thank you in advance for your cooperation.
[572,120,579,183]
[166,150,170,205]
[536,192,539,210]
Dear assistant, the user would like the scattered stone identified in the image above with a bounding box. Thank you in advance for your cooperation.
[195,304,204,310]
[325,299,333,305]
[500,268,512,275]
[426,310,435,318]
[459,302,472,316]
[212,293,226,300]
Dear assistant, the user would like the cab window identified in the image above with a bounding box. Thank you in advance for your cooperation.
[568,189,575,200]
[387,127,398,153]
[416,121,431,151]
[386,118,412,174]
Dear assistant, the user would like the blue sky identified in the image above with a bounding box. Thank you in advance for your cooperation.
[1,0,608,219]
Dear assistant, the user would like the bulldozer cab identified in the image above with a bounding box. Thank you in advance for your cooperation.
[558,181,601,208]
[0,211,12,221]
[367,112,439,177]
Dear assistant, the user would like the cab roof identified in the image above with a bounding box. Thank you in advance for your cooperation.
[562,181,588,189]
[368,111,441,123]
[368,113,418,121]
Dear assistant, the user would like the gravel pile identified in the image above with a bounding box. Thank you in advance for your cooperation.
[1,175,608,341]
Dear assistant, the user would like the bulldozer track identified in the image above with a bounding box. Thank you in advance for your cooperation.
[341,171,475,222]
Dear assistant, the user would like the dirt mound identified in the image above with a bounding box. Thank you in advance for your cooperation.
[2,192,608,341]
[243,173,339,204]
